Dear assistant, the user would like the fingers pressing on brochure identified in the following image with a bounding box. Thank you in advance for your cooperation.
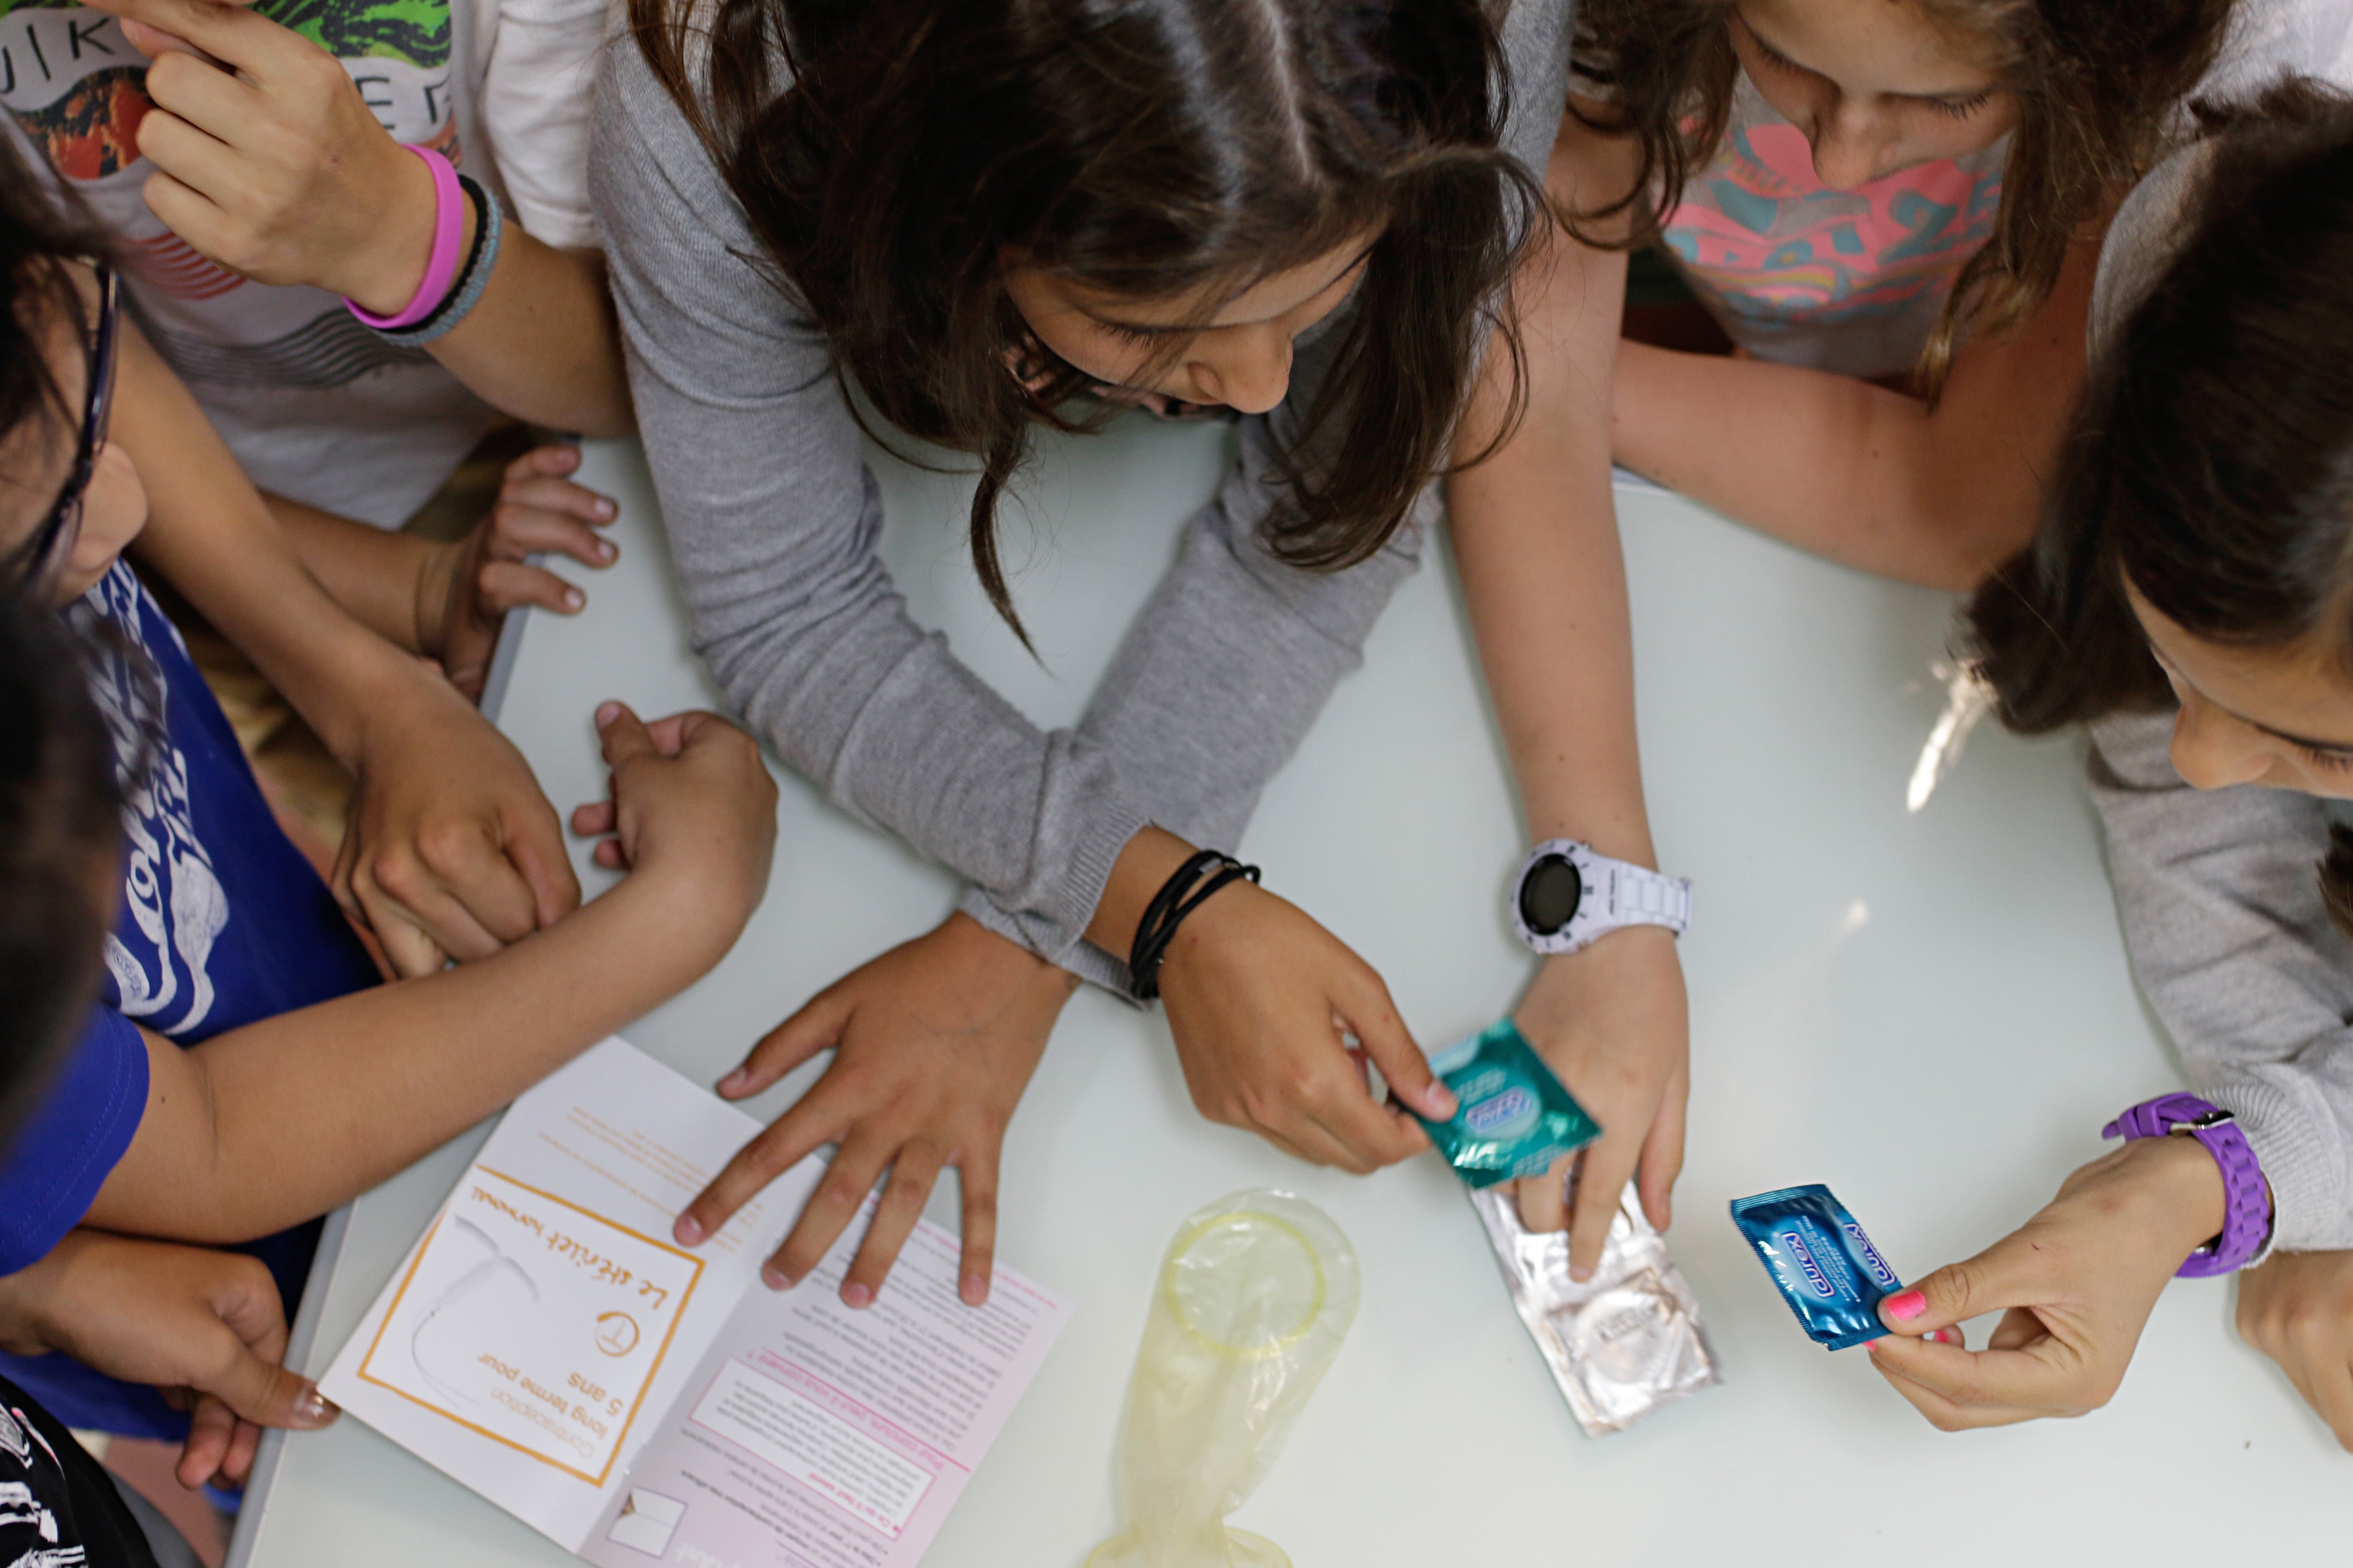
[334,669,582,977]
[1509,927,1690,1281]
[2236,1250,2353,1451]
[675,913,1075,1310]
[425,445,620,703]
[1865,1135,2231,1430]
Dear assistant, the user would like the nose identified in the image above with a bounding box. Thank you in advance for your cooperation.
[2169,699,2273,790]
[1808,109,1886,190]
[1188,326,1293,416]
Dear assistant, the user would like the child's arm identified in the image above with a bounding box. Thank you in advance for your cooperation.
[87,0,632,438]
[1610,225,2104,590]
[112,322,579,976]
[262,444,620,701]
[0,1230,340,1489]
[84,705,777,1245]
[1445,107,1692,1278]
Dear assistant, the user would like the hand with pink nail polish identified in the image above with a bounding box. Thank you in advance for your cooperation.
[1865,1135,2235,1430]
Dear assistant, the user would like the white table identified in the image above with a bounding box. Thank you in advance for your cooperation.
[229,427,2347,1567]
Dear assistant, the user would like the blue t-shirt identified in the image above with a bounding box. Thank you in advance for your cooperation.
[0,563,379,1438]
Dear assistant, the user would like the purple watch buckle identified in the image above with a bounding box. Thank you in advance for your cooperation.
[2102,1092,2271,1277]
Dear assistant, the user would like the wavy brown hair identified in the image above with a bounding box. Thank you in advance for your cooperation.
[1967,83,2353,930]
[1568,0,2234,386]
[630,0,1539,632]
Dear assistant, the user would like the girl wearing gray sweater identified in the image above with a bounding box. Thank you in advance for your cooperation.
[1866,91,2353,1446]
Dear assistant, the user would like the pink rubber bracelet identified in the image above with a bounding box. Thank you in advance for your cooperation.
[346,145,466,331]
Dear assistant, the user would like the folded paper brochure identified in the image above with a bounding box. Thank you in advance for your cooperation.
[321,1037,1072,1565]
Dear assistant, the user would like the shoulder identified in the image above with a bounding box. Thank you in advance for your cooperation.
[2197,0,2353,102]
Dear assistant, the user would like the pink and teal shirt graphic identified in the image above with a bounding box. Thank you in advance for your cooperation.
[1660,77,2007,380]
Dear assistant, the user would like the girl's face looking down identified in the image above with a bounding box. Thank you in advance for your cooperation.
[2129,582,2353,800]
[1729,0,2018,189]
[1002,235,1378,415]
[1,269,146,606]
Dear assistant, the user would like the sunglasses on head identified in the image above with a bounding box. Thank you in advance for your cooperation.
[14,262,120,592]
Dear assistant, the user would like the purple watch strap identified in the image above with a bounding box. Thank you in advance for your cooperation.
[2102,1093,2271,1276]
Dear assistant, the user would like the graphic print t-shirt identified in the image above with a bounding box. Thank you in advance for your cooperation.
[0,0,497,525]
[0,563,379,1438]
[0,1378,160,1568]
[1656,74,2006,380]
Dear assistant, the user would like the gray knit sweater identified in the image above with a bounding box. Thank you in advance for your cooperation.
[589,3,1574,992]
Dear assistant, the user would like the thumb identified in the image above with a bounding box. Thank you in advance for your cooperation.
[595,700,658,768]
[1337,973,1455,1121]
[1881,1250,2020,1338]
[196,1349,339,1432]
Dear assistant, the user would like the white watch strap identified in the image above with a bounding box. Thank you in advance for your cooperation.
[1596,858,1692,936]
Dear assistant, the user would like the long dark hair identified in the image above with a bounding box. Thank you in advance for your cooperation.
[0,135,138,1143]
[1966,83,2353,928]
[631,0,1539,631]
[1569,0,2234,387]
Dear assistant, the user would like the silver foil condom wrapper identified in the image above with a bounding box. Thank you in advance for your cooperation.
[1468,1181,1720,1435]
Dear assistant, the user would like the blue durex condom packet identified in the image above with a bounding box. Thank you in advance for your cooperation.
[1414,1019,1601,1189]
[1729,1184,1903,1350]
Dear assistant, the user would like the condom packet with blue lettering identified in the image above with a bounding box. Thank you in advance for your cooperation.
[1414,1019,1601,1189]
[1729,1184,1903,1350]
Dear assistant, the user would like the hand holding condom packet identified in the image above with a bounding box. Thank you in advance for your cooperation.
[1729,1184,1903,1350]
[1414,1019,1601,1187]
[1469,1180,1719,1434]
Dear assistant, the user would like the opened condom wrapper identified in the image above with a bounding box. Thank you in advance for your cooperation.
[1468,1181,1719,1435]
[1087,1190,1360,1568]
[1415,1019,1601,1188]
[1729,1183,1903,1350]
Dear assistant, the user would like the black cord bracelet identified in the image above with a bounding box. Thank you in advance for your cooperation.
[1128,849,1261,1001]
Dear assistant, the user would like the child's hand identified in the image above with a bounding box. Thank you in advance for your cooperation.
[1864,1136,2230,1428]
[0,1231,339,1490]
[88,0,444,313]
[1507,926,1688,1279]
[568,702,777,943]
[1157,880,1452,1172]
[423,445,620,701]
[337,669,579,978]
[672,913,1074,1309]
[2235,1249,2353,1448]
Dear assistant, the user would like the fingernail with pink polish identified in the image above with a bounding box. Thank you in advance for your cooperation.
[595,701,620,728]
[565,588,585,611]
[718,1069,750,1096]
[762,1266,795,1291]
[674,1216,704,1246]
[294,1385,340,1426]
[961,1275,988,1306]
[842,1283,872,1309]
[1884,1288,1927,1323]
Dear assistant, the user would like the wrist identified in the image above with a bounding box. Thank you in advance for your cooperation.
[1084,825,1198,953]
[2117,1135,2231,1256]
[338,146,478,317]
[941,911,1083,1002]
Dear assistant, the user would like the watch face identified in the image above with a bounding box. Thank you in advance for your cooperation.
[1519,854,1584,936]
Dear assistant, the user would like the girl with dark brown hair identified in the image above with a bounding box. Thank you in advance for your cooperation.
[589,0,1573,1305]
[1442,0,2353,1278]
[1863,89,2353,1442]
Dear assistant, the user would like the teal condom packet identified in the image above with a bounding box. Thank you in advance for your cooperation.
[1414,1019,1601,1189]
[1728,1184,1903,1350]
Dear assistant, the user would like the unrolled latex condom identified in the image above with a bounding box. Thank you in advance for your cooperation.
[1086,1190,1361,1568]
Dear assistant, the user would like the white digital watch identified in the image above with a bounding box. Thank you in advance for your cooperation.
[1510,839,1691,956]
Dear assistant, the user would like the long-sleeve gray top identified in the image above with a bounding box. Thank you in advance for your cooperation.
[2089,711,2353,1254]
[589,2,1573,992]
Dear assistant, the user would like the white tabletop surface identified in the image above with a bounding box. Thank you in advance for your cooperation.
[229,426,2349,1567]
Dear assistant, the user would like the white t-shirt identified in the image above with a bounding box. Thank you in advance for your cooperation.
[0,0,609,527]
